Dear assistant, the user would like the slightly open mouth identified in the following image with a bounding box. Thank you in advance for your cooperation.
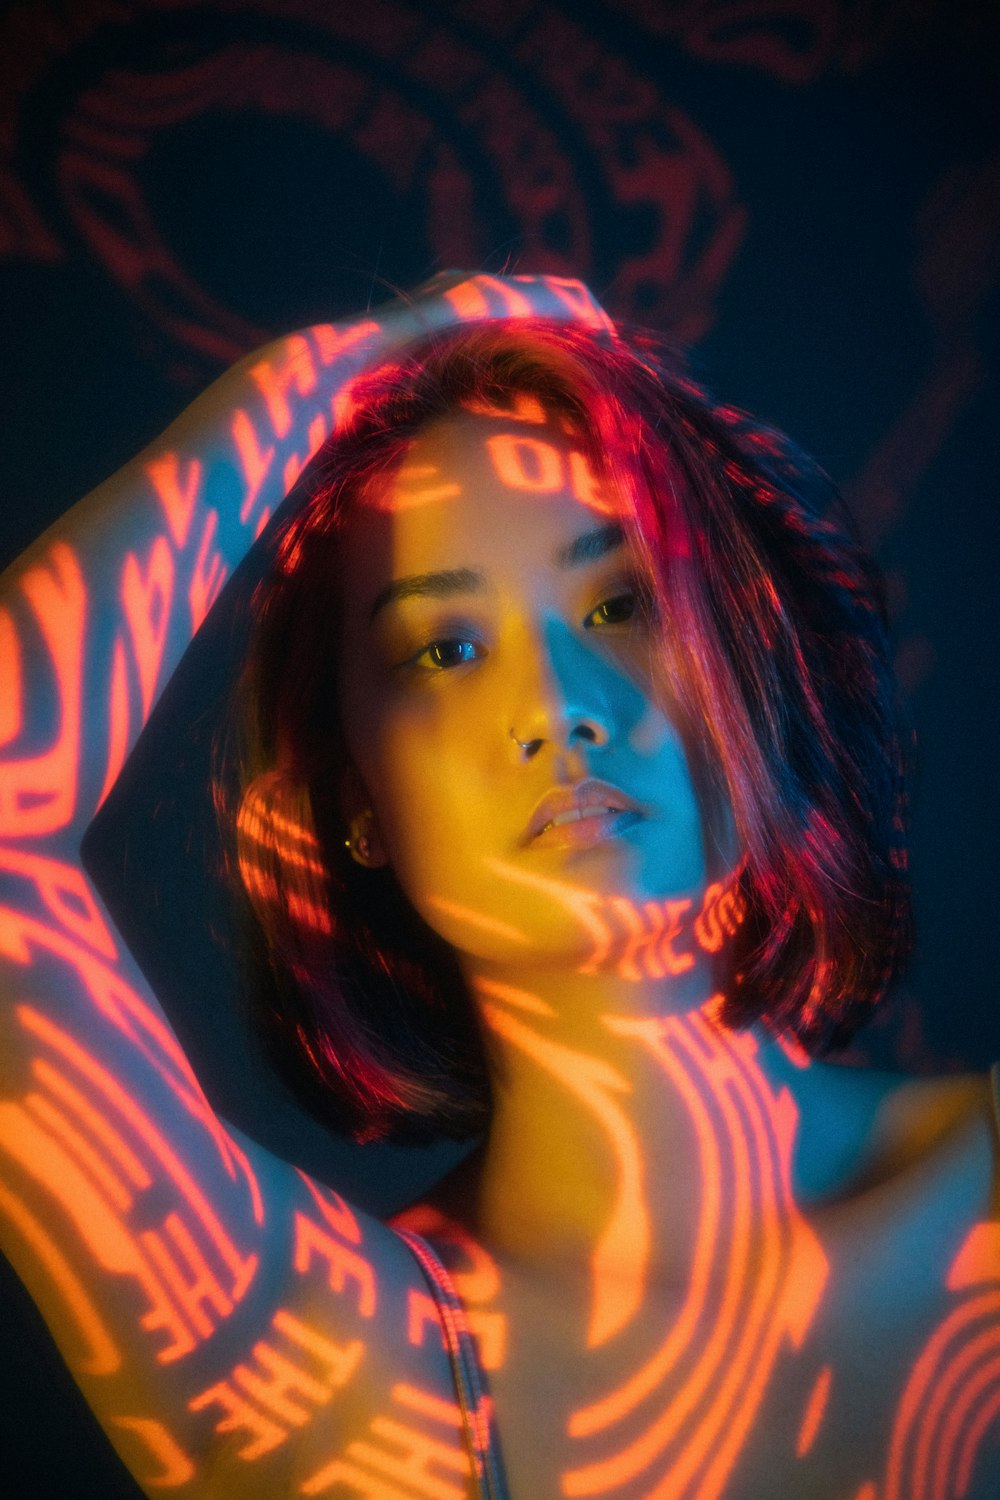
[539,805,620,834]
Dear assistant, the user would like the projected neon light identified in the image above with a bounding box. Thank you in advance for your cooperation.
[0,277,996,1495]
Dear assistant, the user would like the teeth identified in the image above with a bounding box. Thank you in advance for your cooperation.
[542,806,616,832]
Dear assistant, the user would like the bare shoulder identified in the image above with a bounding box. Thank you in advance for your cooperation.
[836,1066,1000,1499]
[773,1047,998,1216]
[847,1063,997,1202]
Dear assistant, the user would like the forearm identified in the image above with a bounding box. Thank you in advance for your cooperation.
[0,274,609,858]
[0,307,408,1492]
[1,313,408,855]
[0,853,440,1496]
[0,272,609,1490]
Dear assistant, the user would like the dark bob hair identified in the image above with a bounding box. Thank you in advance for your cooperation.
[219,320,912,1144]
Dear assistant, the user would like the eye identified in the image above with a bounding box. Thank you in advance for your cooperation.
[585,584,653,630]
[586,593,635,627]
[407,637,484,671]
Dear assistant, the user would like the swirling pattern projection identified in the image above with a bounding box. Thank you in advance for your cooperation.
[1,0,999,1484]
[0,0,745,366]
[472,991,828,1498]
[2,283,997,1494]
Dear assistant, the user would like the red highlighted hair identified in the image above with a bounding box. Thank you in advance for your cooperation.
[219,322,912,1142]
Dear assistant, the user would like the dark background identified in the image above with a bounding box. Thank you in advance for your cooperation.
[0,0,998,1492]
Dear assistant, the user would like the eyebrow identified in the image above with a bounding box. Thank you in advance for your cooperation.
[554,520,625,570]
[368,522,626,624]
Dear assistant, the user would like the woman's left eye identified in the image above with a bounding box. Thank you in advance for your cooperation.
[585,590,641,629]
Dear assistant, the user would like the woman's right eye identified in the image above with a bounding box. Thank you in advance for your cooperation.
[407,638,484,671]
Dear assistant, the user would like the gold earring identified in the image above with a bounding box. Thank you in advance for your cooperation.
[345,819,374,865]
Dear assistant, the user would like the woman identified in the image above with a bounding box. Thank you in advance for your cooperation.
[0,274,996,1498]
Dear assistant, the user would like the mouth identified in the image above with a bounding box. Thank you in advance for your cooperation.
[531,806,643,852]
[523,778,643,848]
[539,804,627,833]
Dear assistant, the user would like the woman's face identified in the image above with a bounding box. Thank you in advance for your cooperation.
[334,404,718,972]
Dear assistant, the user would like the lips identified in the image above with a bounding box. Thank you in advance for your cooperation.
[522,778,643,845]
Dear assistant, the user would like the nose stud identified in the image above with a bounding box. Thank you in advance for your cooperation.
[510,723,603,755]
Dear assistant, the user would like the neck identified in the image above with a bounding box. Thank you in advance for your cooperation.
[454,894,814,1342]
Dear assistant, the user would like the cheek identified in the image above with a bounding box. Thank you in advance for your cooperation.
[338,639,728,962]
[369,724,528,962]
[359,700,505,886]
[640,708,736,886]
[377,758,535,967]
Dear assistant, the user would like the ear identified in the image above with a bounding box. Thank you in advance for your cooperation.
[338,762,389,869]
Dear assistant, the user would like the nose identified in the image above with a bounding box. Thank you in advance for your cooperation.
[508,618,614,759]
[510,722,603,758]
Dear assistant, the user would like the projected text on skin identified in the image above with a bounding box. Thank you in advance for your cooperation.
[0,276,997,1496]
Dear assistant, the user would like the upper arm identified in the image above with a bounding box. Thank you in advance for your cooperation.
[0,273,612,1493]
[0,884,470,1495]
[0,545,475,1485]
[0,312,460,1490]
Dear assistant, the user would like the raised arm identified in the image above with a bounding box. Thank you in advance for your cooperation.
[0,274,610,1494]
[1,272,609,857]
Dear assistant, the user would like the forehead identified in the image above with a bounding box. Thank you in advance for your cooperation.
[342,407,628,580]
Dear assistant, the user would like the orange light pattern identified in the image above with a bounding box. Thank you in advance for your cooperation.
[480,859,747,982]
[293,1206,378,1320]
[110,1414,196,1489]
[375,463,464,512]
[486,432,566,493]
[444,274,534,321]
[0,606,22,745]
[504,1001,825,1498]
[0,1173,121,1374]
[482,429,617,516]
[0,279,998,1494]
[189,1305,362,1460]
[0,1003,256,1363]
[0,541,85,838]
[393,1203,508,1373]
[477,980,648,1351]
[461,392,549,425]
[1,288,580,1490]
[882,1223,1000,1500]
[0,903,263,1211]
[0,957,386,1483]
[393,1225,508,1495]
[237,786,334,936]
[122,534,176,720]
[301,1380,473,1497]
[794,1363,832,1458]
[360,406,617,520]
[147,453,203,550]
